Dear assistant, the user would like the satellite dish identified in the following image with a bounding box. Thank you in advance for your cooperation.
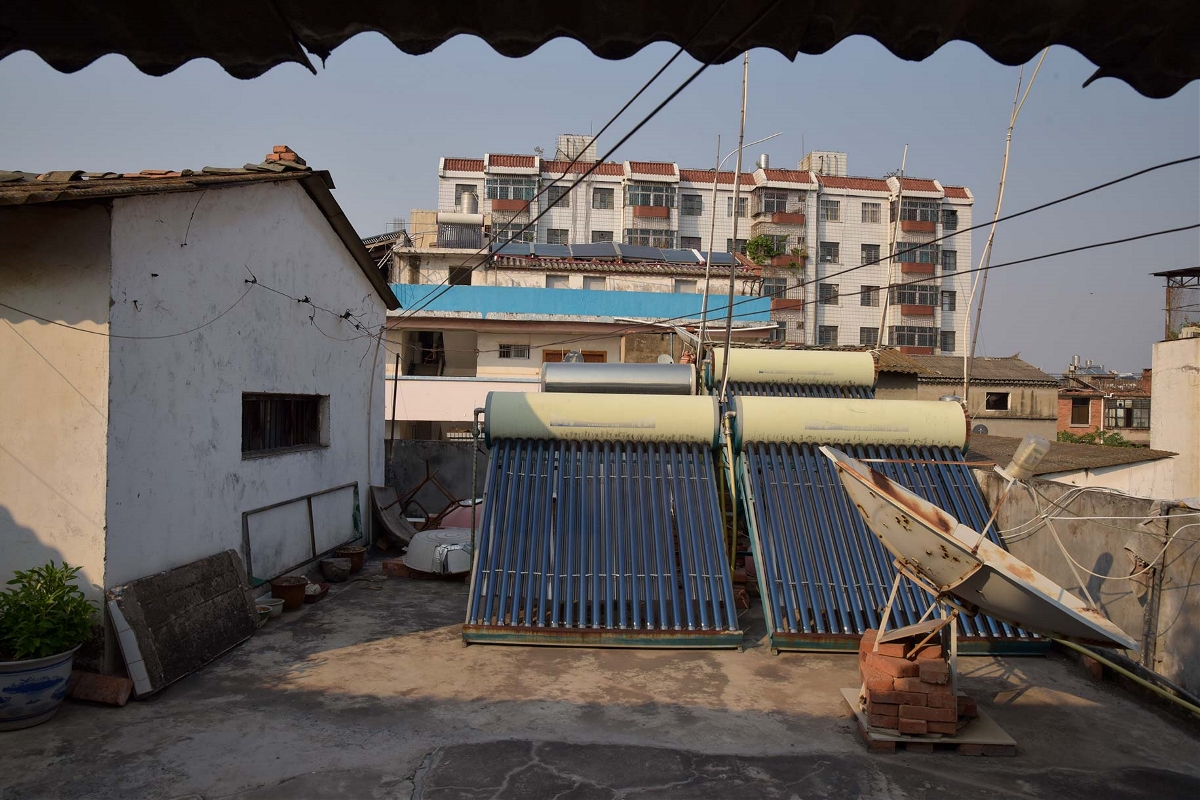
[972,423,989,435]
[820,446,1137,650]
[562,350,584,363]
[657,353,675,364]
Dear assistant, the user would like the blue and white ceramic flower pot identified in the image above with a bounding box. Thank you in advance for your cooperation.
[0,647,77,731]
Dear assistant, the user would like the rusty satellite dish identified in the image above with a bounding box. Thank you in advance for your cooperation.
[821,446,1137,650]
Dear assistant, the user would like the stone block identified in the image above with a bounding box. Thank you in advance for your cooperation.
[918,659,950,684]
[898,717,927,735]
[899,705,956,723]
[863,652,918,679]
[320,558,352,583]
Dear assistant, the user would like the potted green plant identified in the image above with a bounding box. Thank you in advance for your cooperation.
[0,562,97,731]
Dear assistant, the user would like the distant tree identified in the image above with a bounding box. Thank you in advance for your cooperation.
[1057,430,1135,447]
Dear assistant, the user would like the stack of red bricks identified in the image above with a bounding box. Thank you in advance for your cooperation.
[859,628,978,736]
[265,145,307,166]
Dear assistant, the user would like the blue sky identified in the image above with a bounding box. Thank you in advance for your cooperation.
[1,34,1196,374]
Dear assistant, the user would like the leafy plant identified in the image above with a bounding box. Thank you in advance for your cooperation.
[0,562,97,661]
[1057,430,1136,447]
[745,235,781,266]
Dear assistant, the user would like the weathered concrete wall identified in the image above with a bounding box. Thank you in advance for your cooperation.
[0,203,112,602]
[386,440,489,518]
[476,331,621,376]
[1042,458,1179,499]
[1151,338,1200,498]
[976,470,1200,692]
[622,332,685,363]
[103,181,386,588]
[918,382,1058,440]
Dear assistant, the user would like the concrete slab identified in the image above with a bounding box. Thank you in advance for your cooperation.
[2,563,1198,799]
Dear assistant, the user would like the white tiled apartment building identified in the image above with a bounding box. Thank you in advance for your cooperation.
[432,139,973,353]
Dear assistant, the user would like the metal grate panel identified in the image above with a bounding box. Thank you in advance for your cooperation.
[465,438,741,647]
[727,382,874,399]
[740,443,1041,652]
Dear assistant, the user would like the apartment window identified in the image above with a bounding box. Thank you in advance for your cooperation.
[546,274,570,289]
[759,189,788,214]
[819,241,840,263]
[498,343,531,359]
[819,198,841,222]
[546,228,569,245]
[681,194,703,216]
[940,330,956,353]
[942,208,959,230]
[862,202,882,223]
[626,183,676,208]
[583,276,607,291]
[762,277,789,298]
[769,324,786,343]
[454,183,478,208]
[860,327,879,347]
[626,229,676,248]
[448,266,473,286]
[890,283,940,307]
[765,233,790,254]
[1070,397,1091,426]
[895,198,938,222]
[861,286,880,307]
[485,176,537,201]
[985,392,1011,411]
[679,235,703,250]
[242,393,326,456]
[591,230,613,243]
[896,242,939,264]
[546,184,571,209]
[941,249,957,272]
[1105,397,1150,429]
[726,238,748,254]
[817,325,839,346]
[861,244,880,265]
[818,283,839,305]
[592,187,614,209]
[941,290,957,312]
[888,325,940,348]
[674,279,698,294]
[491,223,536,244]
[726,196,748,217]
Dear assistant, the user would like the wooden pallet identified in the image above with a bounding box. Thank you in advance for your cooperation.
[841,688,1017,756]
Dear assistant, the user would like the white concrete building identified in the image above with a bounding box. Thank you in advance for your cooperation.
[431,141,972,351]
[0,152,400,628]
[1150,336,1200,498]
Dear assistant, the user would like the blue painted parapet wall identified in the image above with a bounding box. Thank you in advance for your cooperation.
[390,283,772,322]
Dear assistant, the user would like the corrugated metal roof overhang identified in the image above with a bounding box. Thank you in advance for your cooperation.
[1,1,1196,98]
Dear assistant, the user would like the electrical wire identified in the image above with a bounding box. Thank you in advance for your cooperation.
[394,0,784,322]
[0,288,252,340]
[383,222,1200,357]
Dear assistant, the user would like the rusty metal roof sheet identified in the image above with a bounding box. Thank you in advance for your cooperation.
[2,2,1195,97]
[966,434,1176,475]
[907,355,1059,385]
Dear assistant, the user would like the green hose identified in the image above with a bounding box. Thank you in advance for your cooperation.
[1054,638,1200,718]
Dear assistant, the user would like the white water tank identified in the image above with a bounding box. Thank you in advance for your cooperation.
[461,191,479,215]
[759,153,770,169]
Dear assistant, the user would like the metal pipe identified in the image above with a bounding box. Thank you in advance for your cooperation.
[1054,638,1200,718]
[722,411,739,567]
[718,51,751,402]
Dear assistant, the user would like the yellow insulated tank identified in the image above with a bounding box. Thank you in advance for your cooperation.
[732,396,967,451]
[484,392,719,447]
[708,348,876,388]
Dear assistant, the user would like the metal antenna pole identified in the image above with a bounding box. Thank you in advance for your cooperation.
[719,51,750,402]
[698,134,721,356]
[875,144,907,349]
[964,49,1049,400]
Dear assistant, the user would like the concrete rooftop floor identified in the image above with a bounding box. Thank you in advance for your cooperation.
[3,563,1199,799]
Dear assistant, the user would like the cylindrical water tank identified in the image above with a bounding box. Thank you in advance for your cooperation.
[708,348,876,388]
[760,153,770,169]
[461,191,479,214]
[541,362,695,395]
[731,396,967,451]
[485,392,719,447]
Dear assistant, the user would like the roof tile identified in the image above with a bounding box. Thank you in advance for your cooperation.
[967,434,1175,474]
[487,154,537,168]
[678,169,754,185]
[897,177,940,193]
[943,185,971,199]
[627,160,677,175]
[816,175,891,192]
[444,158,484,172]
[542,160,622,175]
[763,168,815,184]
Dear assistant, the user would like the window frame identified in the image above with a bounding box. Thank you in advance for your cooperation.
[546,183,571,209]
[942,208,959,230]
[625,229,676,248]
[726,196,748,218]
[762,277,789,298]
[939,330,956,353]
[817,325,839,346]
[861,202,882,223]
[498,343,531,360]
[454,183,478,208]
[941,249,957,273]
[861,243,881,265]
[545,274,570,289]
[984,392,1011,411]
[679,235,703,250]
[680,194,704,216]
[582,276,607,291]
[941,290,957,312]
[888,325,940,348]
[590,230,614,244]
[859,327,879,347]
[818,283,839,306]
[819,198,841,222]
[546,228,569,245]
[592,187,615,210]
[860,285,880,307]
[759,189,789,214]
[625,183,676,208]
[673,279,698,294]
[818,241,840,264]
[241,393,328,458]
[485,176,538,201]
[1070,397,1091,426]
